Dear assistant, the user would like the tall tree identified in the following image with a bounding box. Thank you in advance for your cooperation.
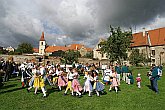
[100,26,132,63]
[17,42,34,54]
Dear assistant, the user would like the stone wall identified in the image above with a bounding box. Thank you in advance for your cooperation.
[0,55,110,65]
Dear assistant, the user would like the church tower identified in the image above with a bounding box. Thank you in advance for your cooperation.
[39,32,46,55]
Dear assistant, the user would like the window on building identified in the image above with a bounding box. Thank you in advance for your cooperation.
[41,42,43,45]
[152,59,155,63]
[102,53,104,57]
[151,50,155,56]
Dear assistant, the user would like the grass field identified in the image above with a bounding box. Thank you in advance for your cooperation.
[0,67,165,110]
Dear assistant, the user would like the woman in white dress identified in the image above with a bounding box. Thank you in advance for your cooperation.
[83,72,93,97]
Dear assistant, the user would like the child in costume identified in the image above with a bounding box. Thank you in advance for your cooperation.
[136,73,141,88]
[58,69,67,91]
[52,68,59,86]
[72,68,83,97]
[103,68,112,85]
[83,71,88,79]
[93,72,105,96]
[83,72,93,97]
[64,68,74,96]
[33,69,47,97]
[109,69,118,93]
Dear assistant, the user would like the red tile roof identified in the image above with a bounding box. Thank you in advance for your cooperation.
[131,32,148,47]
[33,48,39,53]
[40,32,45,41]
[131,27,165,47]
[86,48,93,52]
[45,46,69,53]
[45,44,93,53]
[149,28,165,46]
[67,44,92,51]
[67,44,84,50]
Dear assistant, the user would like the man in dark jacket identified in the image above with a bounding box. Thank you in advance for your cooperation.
[150,64,159,94]
[3,60,14,82]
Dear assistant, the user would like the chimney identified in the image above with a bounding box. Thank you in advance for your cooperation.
[146,32,152,46]
[143,28,146,37]
[76,45,78,50]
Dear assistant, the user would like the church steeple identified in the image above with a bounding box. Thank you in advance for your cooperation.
[39,32,46,55]
[40,32,45,41]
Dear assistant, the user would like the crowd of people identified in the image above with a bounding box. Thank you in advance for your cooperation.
[0,57,163,98]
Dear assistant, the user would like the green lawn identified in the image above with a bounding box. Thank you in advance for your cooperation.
[0,67,165,110]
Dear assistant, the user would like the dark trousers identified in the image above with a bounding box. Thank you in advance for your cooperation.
[151,78,158,93]
[3,73,9,82]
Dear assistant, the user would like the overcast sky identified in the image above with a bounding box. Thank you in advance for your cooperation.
[0,0,165,48]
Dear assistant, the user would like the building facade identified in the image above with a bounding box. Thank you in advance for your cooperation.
[93,27,165,65]
[131,27,165,65]
[93,39,108,60]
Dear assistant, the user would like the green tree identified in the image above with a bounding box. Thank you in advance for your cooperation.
[60,50,80,64]
[17,42,34,54]
[84,52,93,59]
[129,49,150,66]
[100,26,132,63]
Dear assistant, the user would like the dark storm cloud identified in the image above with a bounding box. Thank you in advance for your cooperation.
[0,0,165,48]
[95,0,165,28]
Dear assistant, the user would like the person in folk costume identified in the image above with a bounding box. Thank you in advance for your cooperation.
[93,72,105,96]
[122,64,129,83]
[52,67,60,86]
[109,68,119,93]
[83,71,94,97]
[44,67,53,86]
[83,63,90,79]
[48,67,54,82]
[64,67,74,96]
[89,67,95,86]
[115,63,121,85]
[72,68,83,97]
[83,70,88,79]
[20,62,32,88]
[40,64,50,92]
[33,68,47,97]
[103,67,112,85]
[27,65,37,92]
[58,68,68,91]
